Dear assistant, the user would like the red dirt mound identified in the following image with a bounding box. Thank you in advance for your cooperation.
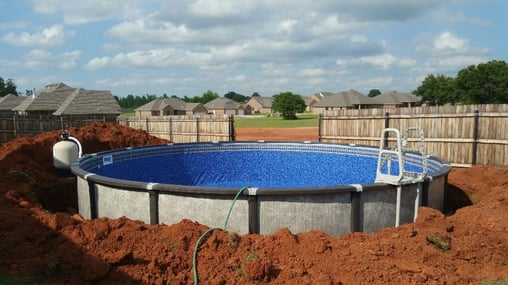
[0,123,507,284]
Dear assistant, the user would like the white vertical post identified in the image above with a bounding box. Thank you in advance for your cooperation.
[414,182,422,222]
[395,185,402,227]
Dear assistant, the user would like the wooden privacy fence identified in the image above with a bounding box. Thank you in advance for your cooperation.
[0,115,115,144]
[319,104,508,167]
[117,114,235,143]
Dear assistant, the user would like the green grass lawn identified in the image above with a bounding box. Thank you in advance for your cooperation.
[120,110,320,128]
[120,108,136,117]
[234,113,319,128]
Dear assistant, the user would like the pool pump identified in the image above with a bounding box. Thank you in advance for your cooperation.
[53,130,82,170]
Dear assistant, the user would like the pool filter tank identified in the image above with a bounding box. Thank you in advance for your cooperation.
[53,130,82,170]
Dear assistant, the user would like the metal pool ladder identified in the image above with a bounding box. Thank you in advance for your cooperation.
[375,127,428,226]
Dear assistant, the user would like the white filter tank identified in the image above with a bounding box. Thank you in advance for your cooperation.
[53,140,79,169]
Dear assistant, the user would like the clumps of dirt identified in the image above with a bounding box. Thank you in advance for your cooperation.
[0,123,507,284]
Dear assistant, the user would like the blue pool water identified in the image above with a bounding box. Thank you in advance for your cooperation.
[90,150,423,188]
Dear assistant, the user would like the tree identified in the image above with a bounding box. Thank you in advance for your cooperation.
[413,74,458,105]
[455,60,508,104]
[368,89,381,97]
[201,90,219,104]
[224,91,249,103]
[0,77,18,97]
[271,92,306,120]
[251,92,261,97]
[183,90,219,104]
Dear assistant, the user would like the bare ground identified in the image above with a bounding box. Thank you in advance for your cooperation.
[0,123,507,284]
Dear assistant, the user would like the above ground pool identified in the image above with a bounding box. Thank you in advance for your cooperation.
[71,141,451,236]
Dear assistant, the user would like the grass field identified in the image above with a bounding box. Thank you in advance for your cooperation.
[120,110,320,128]
[234,113,319,128]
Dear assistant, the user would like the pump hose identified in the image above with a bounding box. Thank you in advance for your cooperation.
[7,170,48,209]
[192,185,250,285]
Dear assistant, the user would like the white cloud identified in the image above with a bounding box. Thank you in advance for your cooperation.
[59,50,81,69]
[365,76,394,87]
[358,53,398,70]
[0,21,30,30]
[32,0,144,24]
[226,75,247,82]
[432,8,493,26]
[107,19,195,43]
[336,53,413,71]
[414,31,489,74]
[189,0,249,18]
[84,57,112,70]
[416,31,489,57]
[298,68,327,77]
[398,58,417,68]
[351,34,368,43]
[111,49,186,68]
[23,49,52,69]
[1,24,74,47]
[433,31,469,54]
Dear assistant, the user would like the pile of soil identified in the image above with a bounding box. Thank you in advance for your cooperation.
[0,122,507,284]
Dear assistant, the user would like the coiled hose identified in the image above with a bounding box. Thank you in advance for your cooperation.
[192,185,249,285]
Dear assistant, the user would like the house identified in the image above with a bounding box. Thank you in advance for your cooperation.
[135,98,207,118]
[302,96,315,112]
[12,82,121,118]
[310,92,334,103]
[374,90,422,108]
[312,89,381,114]
[0,94,26,116]
[247,96,273,114]
[204,97,252,115]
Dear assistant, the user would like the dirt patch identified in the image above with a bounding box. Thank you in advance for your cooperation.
[0,123,507,284]
[235,127,319,141]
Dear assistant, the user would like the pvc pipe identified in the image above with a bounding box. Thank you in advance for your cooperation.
[395,185,401,227]
[414,182,422,222]
[67,135,83,158]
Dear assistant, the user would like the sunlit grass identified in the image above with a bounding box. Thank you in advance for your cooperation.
[234,113,319,128]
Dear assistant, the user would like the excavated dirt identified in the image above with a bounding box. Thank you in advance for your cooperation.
[0,122,507,284]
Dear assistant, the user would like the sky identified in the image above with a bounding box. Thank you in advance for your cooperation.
[0,0,507,98]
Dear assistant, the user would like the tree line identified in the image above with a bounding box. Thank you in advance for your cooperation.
[114,90,255,109]
[2,59,507,110]
[413,60,508,105]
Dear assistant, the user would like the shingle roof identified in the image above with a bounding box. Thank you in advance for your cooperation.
[312,92,334,98]
[12,83,120,115]
[24,82,74,112]
[0,94,26,110]
[135,98,205,112]
[313,89,379,108]
[12,96,34,112]
[302,96,313,105]
[183,102,202,111]
[375,90,422,105]
[204,97,238,109]
[53,88,121,115]
[252,96,273,108]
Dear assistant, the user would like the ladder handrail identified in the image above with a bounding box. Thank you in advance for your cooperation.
[375,128,404,185]
[375,127,428,185]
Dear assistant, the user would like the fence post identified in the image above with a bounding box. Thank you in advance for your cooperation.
[472,110,479,165]
[13,114,17,138]
[196,117,200,142]
[383,111,390,148]
[318,113,322,142]
[145,117,149,132]
[229,114,235,141]
[169,117,173,142]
